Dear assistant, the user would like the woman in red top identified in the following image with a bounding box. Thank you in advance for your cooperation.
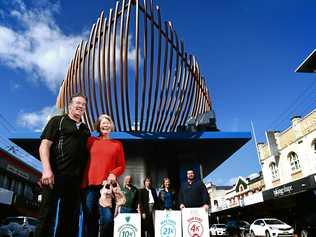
[81,114,125,237]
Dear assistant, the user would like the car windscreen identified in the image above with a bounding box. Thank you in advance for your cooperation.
[28,219,39,226]
[216,224,226,228]
[264,219,284,225]
[5,218,24,225]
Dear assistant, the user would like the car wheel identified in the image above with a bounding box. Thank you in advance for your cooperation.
[301,229,309,237]
[265,230,271,237]
[251,230,256,237]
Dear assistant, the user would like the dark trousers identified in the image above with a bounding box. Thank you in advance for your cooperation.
[82,186,114,237]
[34,176,81,237]
[141,203,155,237]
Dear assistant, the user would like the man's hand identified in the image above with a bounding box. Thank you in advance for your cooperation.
[202,204,209,212]
[41,168,54,189]
[180,204,185,210]
[39,139,54,189]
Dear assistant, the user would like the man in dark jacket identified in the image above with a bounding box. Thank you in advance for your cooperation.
[178,169,210,211]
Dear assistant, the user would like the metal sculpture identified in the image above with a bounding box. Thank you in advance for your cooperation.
[56,0,212,132]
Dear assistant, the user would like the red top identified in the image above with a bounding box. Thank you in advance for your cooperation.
[82,137,126,188]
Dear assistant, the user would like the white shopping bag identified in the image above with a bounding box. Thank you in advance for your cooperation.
[114,213,141,237]
[181,208,209,237]
[154,210,182,237]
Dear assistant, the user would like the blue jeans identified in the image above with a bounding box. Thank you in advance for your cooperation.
[82,186,113,237]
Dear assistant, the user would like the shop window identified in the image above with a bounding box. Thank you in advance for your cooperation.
[10,179,18,192]
[238,185,244,192]
[17,182,24,195]
[312,139,316,153]
[269,162,279,180]
[24,184,33,200]
[288,152,301,173]
[0,173,4,187]
[3,176,11,190]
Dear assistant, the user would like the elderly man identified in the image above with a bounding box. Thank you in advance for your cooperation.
[120,175,139,213]
[35,93,90,237]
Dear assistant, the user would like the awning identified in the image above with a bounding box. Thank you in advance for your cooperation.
[10,131,251,176]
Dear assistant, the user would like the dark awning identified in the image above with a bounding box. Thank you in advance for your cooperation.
[10,131,251,177]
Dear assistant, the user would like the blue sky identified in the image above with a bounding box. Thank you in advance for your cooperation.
[0,0,316,185]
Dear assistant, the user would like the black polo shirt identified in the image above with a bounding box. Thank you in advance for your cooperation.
[40,115,90,177]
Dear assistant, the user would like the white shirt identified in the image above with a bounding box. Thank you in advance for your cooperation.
[146,187,155,204]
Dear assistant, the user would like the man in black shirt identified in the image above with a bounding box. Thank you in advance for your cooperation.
[178,169,210,211]
[35,93,90,237]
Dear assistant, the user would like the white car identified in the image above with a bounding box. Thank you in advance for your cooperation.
[250,218,294,237]
[210,224,227,236]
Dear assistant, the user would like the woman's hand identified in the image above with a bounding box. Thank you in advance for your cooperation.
[107,173,117,182]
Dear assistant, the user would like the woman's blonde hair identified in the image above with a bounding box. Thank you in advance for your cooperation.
[161,177,170,189]
[94,114,115,132]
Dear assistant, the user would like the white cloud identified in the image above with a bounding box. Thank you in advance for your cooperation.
[0,1,85,91]
[17,105,56,131]
[0,1,139,92]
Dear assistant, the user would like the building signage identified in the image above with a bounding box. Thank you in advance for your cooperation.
[263,174,316,201]
[273,185,293,197]
[155,210,182,237]
[6,164,30,180]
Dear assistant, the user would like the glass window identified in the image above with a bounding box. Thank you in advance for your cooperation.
[269,162,279,180]
[0,173,4,187]
[10,179,15,191]
[4,176,12,190]
[17,182,24,195]
[288,152,301,173]
[24,184,33,200]
[239,185,244,192]
[312,139,316,153]
[253,220,260,225]
[264,219,284,225]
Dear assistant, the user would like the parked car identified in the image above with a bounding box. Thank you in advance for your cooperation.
[249,218,294,237]
[0,216,39,237]
[226,220,250,237]
[210,224,227,236]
